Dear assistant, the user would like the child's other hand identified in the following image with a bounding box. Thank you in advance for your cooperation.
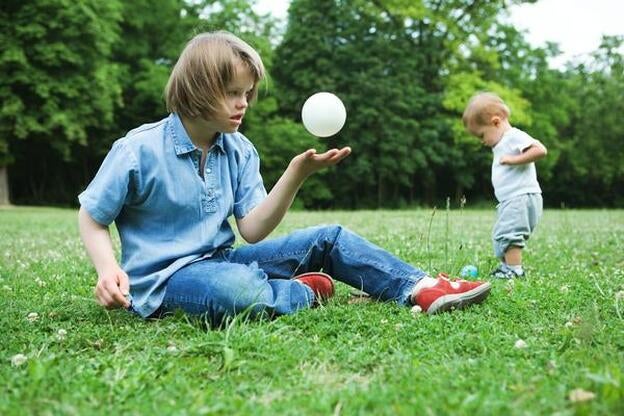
[95,266,131,309]
[499,155,512,165]
[290,147,352,177]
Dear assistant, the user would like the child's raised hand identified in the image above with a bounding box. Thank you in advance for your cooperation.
[95,266,131,310]
[289,147,351,178]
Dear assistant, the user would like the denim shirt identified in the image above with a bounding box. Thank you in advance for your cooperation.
[78,113,267,317]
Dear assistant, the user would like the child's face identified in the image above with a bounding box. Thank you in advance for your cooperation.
[468,117,506,148]
[213,62,255,133]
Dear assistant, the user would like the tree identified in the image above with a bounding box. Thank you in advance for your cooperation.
[0,0,123,204]
[110,0,203,140]
[274,0,443,208]
[3,0,620,208]
[551,36,624,206]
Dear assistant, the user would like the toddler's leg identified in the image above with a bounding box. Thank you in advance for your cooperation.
[493,194,542,263]
[492,195,541,278]
[504,246,523,266]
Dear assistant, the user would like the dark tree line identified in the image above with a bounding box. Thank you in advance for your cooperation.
[1,0,622,208]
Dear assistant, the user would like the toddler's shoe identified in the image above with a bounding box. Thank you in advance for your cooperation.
[295,272,335,305]
[491,266,524,279]
[412,273,491,314]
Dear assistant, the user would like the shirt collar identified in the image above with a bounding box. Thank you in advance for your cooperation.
[168,113,226,155]
[213,133,226,153]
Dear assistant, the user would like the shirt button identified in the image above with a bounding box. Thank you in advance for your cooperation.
[206,168,211,173]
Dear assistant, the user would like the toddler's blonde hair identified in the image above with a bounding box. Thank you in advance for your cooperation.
[462,92,510,128]
[165,31,265,119]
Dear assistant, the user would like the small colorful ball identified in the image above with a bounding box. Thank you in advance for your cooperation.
[460,265,478,278]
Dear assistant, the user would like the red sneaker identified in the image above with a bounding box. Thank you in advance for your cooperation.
[295,272,335,305]
[412,273,491,314]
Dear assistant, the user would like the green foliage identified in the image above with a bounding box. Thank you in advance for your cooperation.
[549,36,624,206]
[0,0,123,163]
[1,0,622,207]
[1,207,623,414]
[274,0,443,207]
[107,0,205,147]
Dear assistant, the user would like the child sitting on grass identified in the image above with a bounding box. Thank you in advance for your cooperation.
[78,31,491,326]
[463,92,547,278]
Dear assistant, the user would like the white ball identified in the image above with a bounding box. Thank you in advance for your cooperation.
[301,92,347,137]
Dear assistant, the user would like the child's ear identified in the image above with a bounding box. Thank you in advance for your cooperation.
[491,116,501,126]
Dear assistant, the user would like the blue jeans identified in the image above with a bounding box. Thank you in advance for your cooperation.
[158,225,426,325]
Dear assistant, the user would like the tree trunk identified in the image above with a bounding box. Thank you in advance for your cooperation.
[0,165,9,205]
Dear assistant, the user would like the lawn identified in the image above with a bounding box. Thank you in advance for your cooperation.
[1,206,623,415]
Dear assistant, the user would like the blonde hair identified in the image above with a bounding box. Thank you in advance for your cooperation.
[165,31,265,119]
[462,92,510,128]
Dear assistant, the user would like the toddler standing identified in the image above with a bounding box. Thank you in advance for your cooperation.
[463,92,547,278]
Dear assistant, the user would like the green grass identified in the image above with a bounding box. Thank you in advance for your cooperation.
[1,206,623,415]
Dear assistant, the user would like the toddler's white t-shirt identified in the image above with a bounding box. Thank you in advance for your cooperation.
[491,127,542,202]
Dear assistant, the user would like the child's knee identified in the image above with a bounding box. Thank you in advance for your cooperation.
[316,224,344,240]
[223,264,273,310]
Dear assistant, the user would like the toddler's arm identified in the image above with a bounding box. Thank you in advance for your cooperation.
[78,207,130,309]
[500,140,547,165]
[236,147,351,243]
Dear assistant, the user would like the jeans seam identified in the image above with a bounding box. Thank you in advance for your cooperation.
[164,294,205,308]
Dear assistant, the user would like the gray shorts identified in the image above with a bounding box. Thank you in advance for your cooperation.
[492,193,543,259]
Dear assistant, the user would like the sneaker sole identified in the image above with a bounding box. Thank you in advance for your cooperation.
[492,272,525,280]
[427,282,492,315]
[492,273,513,279]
